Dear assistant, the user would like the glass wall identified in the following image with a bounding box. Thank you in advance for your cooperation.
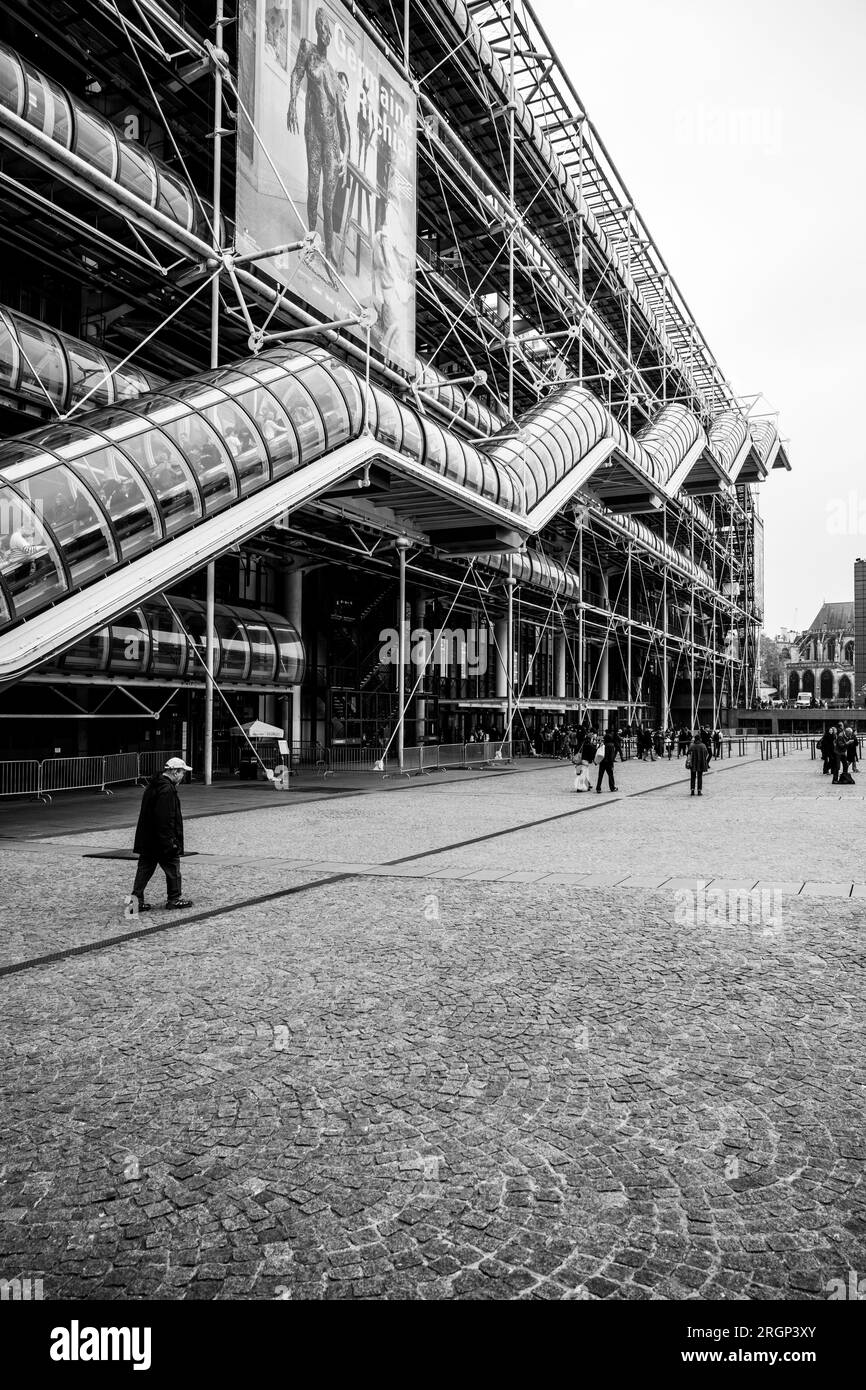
[46,596,304,686]
[0,305,162,415]
[0,340,522,630]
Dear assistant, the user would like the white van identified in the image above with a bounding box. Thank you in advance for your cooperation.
[796,692,813,708]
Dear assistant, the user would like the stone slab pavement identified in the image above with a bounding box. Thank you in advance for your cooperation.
[0,750,864,1301]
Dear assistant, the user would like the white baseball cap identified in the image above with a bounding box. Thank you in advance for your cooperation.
[165,757,193,771]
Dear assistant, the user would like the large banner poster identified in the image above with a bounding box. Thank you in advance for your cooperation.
[236,0,417,374]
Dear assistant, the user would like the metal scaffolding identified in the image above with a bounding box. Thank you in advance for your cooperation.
[0,0,790,752]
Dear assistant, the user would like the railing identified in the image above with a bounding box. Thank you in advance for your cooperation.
[0,750,181,801]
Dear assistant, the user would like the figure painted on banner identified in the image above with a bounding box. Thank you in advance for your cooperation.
[371,189,412,364]
[265,1,288,69]
[357,74,374,172]
[375,88,395,231]
[331,71,352,238]
[287,6,350,267]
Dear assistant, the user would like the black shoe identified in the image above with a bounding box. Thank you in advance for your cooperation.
[165,898,194,910]
[697,791,702,796]
[690,790,694,795]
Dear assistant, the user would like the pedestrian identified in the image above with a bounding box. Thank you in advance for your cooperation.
[835,726,852,784]
[687,730,709,796]
[596,729,617,793]
[819,726,835,775]
[129,756,194,910]
[845,727,858,774]
[712,726,722,759]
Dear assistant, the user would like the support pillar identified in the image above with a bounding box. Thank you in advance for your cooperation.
[599,568,610,703]
[495,618,509,699]
[554,633,566,700]
[396,537,409,771]
[413,590,427,746]
[506,562,516,740]
[285,568,303,749]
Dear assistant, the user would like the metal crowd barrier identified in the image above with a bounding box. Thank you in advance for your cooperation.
[0,750,182,802]
[0,759,41,799]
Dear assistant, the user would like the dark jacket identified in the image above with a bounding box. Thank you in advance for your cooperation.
[600,732,615,767]
[688,738,709,772]
[134,774,184,858]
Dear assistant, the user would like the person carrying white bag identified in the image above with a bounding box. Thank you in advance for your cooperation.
[572,729,598,793]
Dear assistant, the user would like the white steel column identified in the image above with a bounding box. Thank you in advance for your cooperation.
[204,0,226,787]
[413,590,427,745]
[396,536,409,772]
[285,568,303,749]
[599,569,610,702]
[506,560,515,739]
[495,617,509,699]
[554,633,566,700]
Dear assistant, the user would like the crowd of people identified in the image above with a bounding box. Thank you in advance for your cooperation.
[817,726,860,784]
[539,719,721,796]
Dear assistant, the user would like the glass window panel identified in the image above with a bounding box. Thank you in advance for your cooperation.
[22,64,71,145]
[158,381,226,408]
[93,406,150,440]
[296,364,350,447]
[0,486,67,618]
[61,337,112,408]
[173,601,209,677]
[244,617,277,682]
[0,310,18,389]
[0,582,9,626]
[124,393,189,425]
[159,414,238,510]
[19,463,116,587]
[71,103,118,178]
[231,386,295,479]
[443,432,467,486]
[71,445,162,559]
[214,610,249,681]
[155,168,194,231]
[29,423,105,459]
[108,609,150,675]
[61,627,110,672]
[120,430,202,534]
[372,387,402,450]
[398,405,423,461]
[116,139,156,205]
[262,614,305,685]
[201,399,267,491]
[421,418,447,472]
[145,604,190,677]
[11,316,67,407]
[265,376,325,460]
[114,366,151,400]
[0,48,23,115]
[323,362,363,432]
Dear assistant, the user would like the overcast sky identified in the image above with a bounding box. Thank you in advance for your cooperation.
[535,0,866,635]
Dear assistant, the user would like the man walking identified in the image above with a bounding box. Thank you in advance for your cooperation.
[129,756,194,910]
[688,730,708,796]
[596,729,617,794]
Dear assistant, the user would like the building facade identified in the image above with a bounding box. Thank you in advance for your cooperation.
[0,0,789,774]
[780,603,855,707]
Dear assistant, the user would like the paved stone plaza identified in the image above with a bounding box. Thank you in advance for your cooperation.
[1,750,864,1300]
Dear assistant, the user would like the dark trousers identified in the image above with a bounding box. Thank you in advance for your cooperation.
[132,853,181,903]
[830,753,840,783]
[596,761,616,791]
[690,768,703,793]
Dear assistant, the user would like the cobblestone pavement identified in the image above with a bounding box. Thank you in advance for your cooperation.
[1,752,865,1300]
